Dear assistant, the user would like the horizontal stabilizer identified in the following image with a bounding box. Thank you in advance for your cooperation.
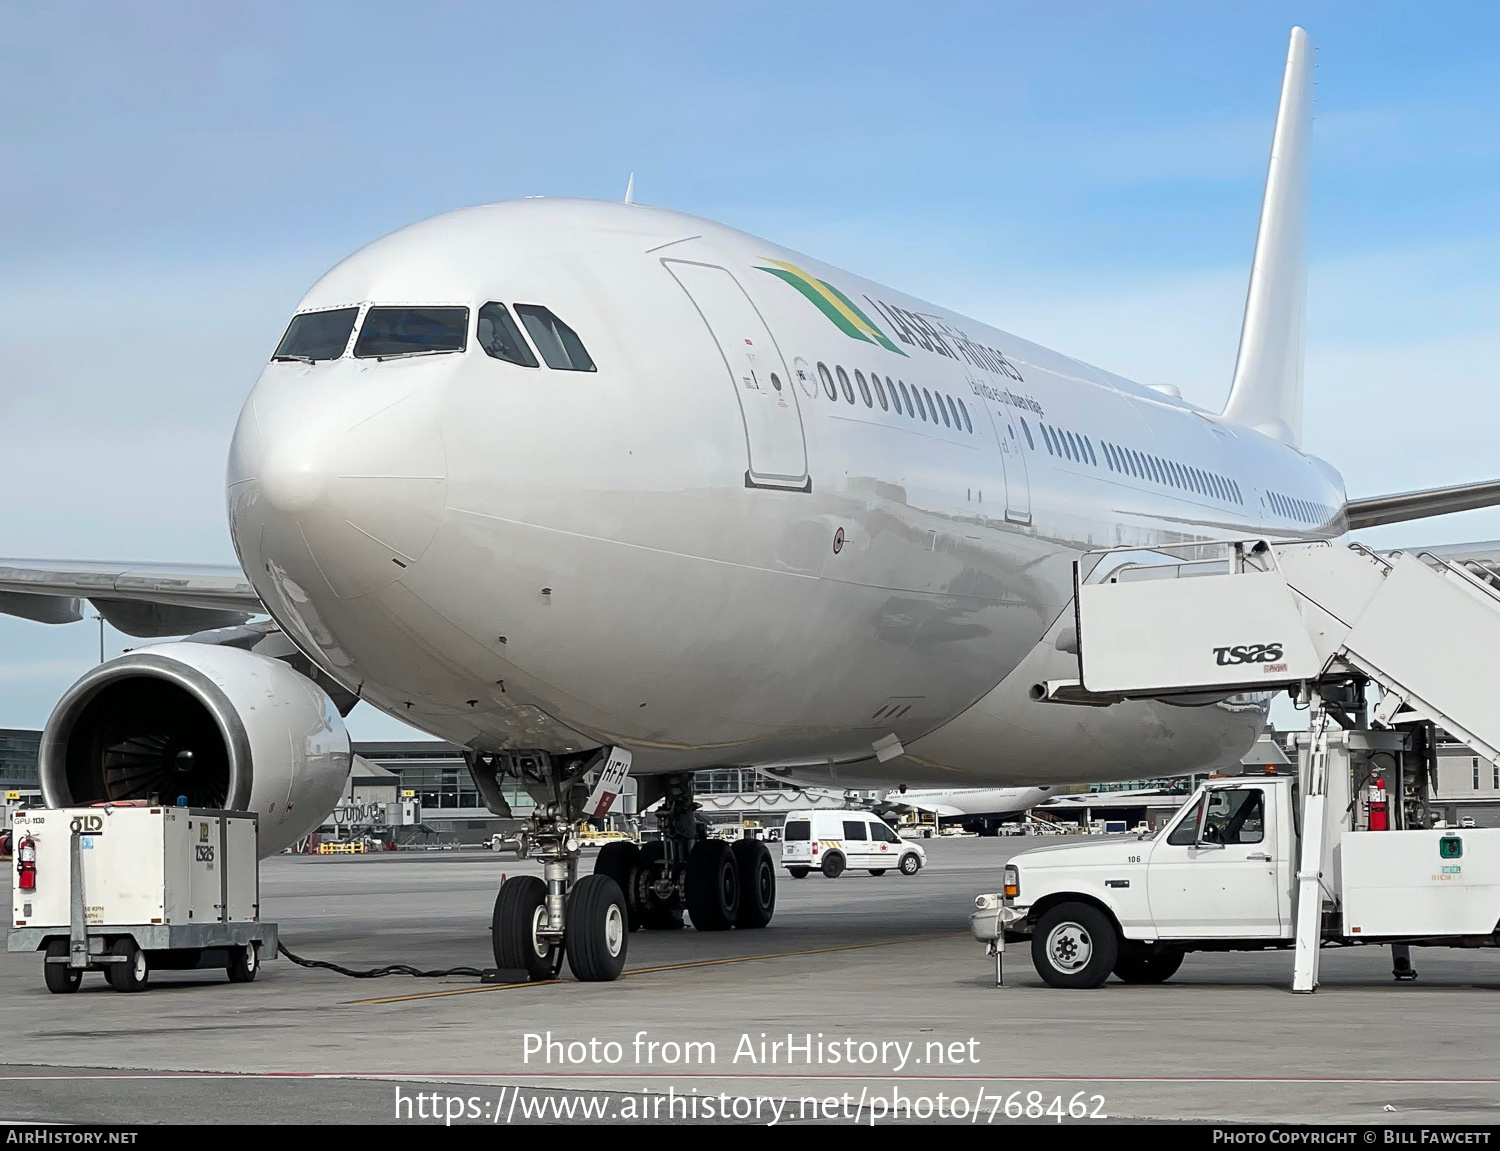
[1345,479,1500,530]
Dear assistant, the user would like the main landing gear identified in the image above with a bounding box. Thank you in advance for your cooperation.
[474,755,776,984]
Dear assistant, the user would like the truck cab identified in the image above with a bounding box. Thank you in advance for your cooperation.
[1003,772,1299,987]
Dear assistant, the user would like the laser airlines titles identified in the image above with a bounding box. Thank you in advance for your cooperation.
[865,296,1026,385]
[523,1031,981,1072]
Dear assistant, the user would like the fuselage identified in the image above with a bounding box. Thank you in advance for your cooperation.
[226,199,1344,788]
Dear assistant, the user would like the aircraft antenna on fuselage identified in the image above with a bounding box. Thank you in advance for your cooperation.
[1221,26,1312,448]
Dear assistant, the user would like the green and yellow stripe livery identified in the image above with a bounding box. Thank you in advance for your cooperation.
[757,258,906,356]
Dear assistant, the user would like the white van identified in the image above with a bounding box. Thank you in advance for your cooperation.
[780,811,925,879]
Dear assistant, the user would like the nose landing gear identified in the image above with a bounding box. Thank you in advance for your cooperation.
[475,755,777,984]
[482,749,630,983]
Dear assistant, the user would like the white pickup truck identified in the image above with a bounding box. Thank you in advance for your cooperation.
[991,770,1500,988]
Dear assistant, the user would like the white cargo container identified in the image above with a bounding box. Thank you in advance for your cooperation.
[9,803,276,993]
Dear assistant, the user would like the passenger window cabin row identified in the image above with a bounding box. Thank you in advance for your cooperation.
[1024,417,1244,506]
[814,362,974,435]
[272,303,596,372]
[1268,491,1332,525]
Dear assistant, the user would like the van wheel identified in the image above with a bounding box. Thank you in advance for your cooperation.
[105,938,149,993]
[43,940,81,994]
[867,869,887,876]
[1031,903,1118,989]
[899,852,921,876]
[1113,947,1184,984]
[821,853,845,879]
[787,867,809,879]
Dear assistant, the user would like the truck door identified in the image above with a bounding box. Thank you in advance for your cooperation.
[1146,785,1282,938]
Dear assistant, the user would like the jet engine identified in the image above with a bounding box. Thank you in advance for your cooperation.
[38,642,352,856]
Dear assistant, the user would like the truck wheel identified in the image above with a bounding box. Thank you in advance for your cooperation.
[820,852,845,879]
[1031,903,1118,989]
[899,852,921,876]
[1113,947,1184,984]
[731,839,775,928]
[105,938,150,993]
[594,840,644,932]
[564,874,628,982]
[686,840,740,930]
[787,866,809,879]
[43,940,81,994]
[227,943,259,984]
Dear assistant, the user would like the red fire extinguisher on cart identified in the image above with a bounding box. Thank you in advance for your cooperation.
[1368,777,1390,832]
[16,834,37,892]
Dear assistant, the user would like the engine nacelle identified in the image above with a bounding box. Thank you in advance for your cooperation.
[39,642,352,856]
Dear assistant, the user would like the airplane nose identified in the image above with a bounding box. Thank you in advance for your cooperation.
[228,365,449,600]
[259,437,329,515]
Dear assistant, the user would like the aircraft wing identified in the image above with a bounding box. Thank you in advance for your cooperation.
[0,559,261,637]
[1345,479,1500,530]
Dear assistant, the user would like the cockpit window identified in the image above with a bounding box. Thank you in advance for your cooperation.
[273,307,359,362]
[477,302,539,367]
[354,306,469,359]
[514,304,596,372]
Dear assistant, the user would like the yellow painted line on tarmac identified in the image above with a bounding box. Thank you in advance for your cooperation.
[352,931,962,1006]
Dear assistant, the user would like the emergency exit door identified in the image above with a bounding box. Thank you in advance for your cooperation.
[664,260,810,491]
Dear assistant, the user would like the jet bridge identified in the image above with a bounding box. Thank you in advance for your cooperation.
[1044,538,1500,990]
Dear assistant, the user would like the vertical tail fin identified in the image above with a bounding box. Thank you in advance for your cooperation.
[1221,27,1313,446]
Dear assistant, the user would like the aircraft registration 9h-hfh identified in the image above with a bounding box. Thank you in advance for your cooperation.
[6,27,1500,980]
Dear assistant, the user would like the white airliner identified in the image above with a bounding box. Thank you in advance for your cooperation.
[6,27,1500,979]
[873,786,1053,835]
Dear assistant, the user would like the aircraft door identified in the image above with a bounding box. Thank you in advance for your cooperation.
[999,416,1032,524]
[664,260,810,491]
[979,399,1032,525]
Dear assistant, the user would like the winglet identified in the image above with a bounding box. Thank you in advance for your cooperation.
[624,173,635,204]
[1222,27,1313,447]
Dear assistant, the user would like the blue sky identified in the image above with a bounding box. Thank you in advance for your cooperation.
[2,1,1498,738]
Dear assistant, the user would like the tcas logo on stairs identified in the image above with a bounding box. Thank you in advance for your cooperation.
[1212,643,1285,667]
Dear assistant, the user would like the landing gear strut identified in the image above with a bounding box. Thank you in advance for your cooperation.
[476,749,630,983]
[595,771,776,935]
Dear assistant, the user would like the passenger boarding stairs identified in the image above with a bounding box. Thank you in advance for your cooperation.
[1048,539,1500,763]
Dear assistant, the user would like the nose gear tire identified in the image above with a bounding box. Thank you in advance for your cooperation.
[564,873,628,982]
[493,874,563,981]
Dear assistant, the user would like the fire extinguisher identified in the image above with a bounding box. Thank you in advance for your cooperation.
[16,834,37,892]
[1369,776,1390,832]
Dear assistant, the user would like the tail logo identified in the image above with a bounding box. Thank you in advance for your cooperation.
[756,259,905,355]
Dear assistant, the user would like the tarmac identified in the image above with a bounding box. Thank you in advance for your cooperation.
[4,836,1500,1126]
